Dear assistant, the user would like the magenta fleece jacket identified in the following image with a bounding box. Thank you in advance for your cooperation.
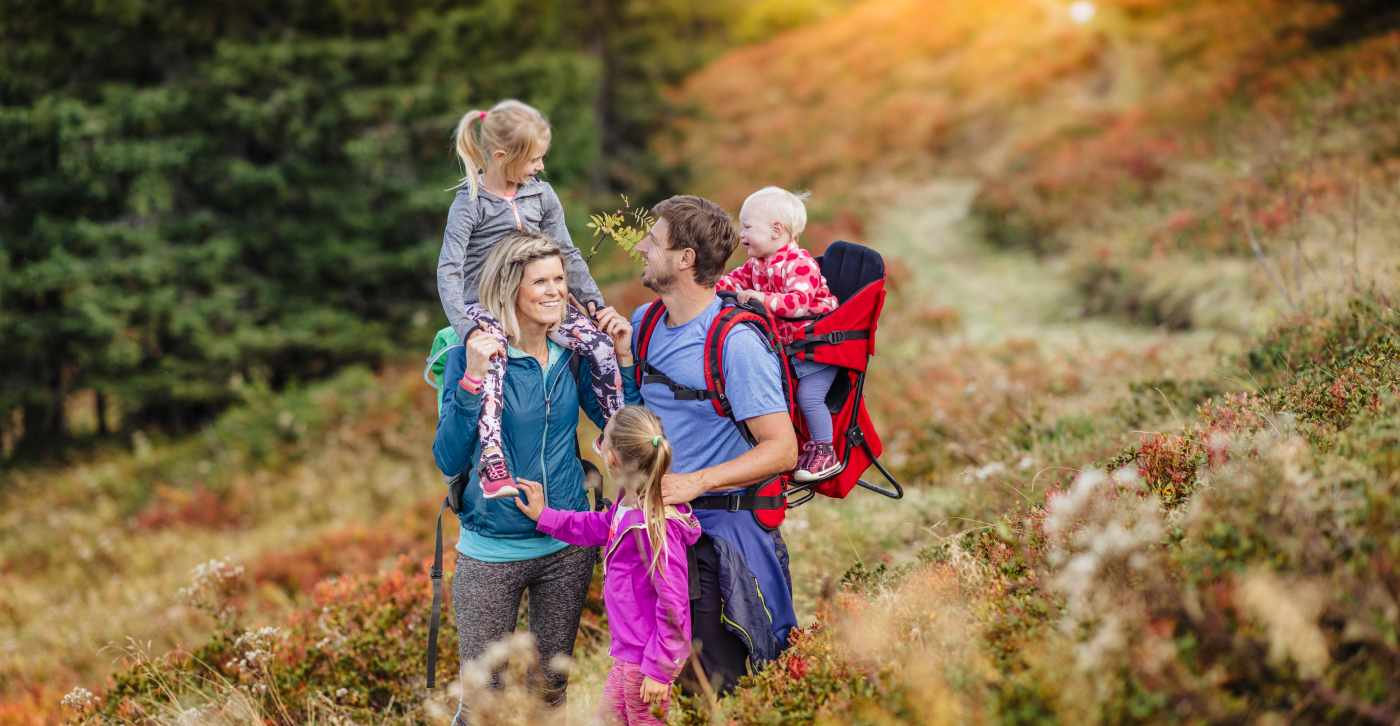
[536,502,701,683]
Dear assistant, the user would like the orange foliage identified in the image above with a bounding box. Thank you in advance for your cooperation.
[671,0,1360,233]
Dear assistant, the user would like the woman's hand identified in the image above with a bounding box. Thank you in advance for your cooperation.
[465,321,505,384]
[640,676,669,705]
[512,478,545,522]
[592,303,635,367]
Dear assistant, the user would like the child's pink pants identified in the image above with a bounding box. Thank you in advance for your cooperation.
[595,660,669,726]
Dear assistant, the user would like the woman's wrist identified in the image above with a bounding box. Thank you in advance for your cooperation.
[616,351,634,368]
[460,373,484,394]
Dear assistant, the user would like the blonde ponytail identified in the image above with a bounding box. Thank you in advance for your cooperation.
[449,100,552,200]
[452,110,489,199]
[605,406,689,579]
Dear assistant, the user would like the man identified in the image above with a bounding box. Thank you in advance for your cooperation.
[597,195,799,694]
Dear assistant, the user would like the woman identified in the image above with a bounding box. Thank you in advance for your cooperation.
[432,230,639,719]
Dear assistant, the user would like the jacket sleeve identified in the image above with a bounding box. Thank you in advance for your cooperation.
[766,251,836,317]
[539,184,605,307]
[641,521,695,683]
[432,346,483,477]
[715,259,755,293]
[536,506,611,547]
[438,194,482,344]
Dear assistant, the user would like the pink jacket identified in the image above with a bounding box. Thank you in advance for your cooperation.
[715,241,838,345]
[536,502,702,683]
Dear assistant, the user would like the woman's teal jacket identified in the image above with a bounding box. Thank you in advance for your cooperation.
[432,344,641,539]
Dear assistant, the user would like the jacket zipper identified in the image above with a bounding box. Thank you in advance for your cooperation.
[538,350,573,508]
[480,184,523,230]
[602,520,647,578]
[506,197,521,230]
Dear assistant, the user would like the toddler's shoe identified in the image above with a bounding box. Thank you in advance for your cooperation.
[794,441,841,482]
[592,434,604,456]
[477,452,519,499]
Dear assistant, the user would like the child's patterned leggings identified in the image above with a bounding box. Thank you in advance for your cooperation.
[466,303,623,457]
[595,660,669,726]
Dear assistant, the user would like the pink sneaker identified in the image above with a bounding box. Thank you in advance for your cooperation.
[477,453,519,499]
[794,441,814,475]
[794,441,840,482]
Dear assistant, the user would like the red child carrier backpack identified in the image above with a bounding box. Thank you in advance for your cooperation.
[633,240,902,529]
[778,240,903,505]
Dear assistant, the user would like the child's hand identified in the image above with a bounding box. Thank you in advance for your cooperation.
[640,676,669,705]
[513,478,545,521]
[736,289,767,308]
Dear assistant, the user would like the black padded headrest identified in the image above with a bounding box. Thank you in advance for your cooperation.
[817,240,885,304]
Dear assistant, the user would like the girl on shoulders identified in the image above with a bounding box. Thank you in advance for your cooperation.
[438,100,623,500]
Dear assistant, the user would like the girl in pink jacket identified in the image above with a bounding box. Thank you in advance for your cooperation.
[515,405,700,724]
[716,187,842,482]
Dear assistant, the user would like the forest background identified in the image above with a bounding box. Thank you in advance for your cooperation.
[0,0,857,459]
[7,0,1400,724]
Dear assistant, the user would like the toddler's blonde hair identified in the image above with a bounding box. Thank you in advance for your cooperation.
[451,100,552,200]
[742,186,812,240]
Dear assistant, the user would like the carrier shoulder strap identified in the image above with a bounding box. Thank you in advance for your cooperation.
[633,297,789,515]
[633,298,786,440]
[635,301,723,404]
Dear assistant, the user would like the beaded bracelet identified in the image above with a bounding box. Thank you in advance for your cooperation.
[460,375,483,394]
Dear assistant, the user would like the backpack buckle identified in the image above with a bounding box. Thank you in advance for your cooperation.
[827,330,846,344]
[672,383,703,400]
[726,493,741,512]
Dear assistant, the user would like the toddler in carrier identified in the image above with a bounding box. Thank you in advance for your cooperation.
[717,187,841,482]
[438,99,623,499]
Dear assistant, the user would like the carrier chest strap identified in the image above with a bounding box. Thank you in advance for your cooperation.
[637,360,721,402]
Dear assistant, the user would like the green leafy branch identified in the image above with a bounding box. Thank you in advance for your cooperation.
[585,195,653,263]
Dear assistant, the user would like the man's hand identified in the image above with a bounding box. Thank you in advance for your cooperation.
[661,470,713,505]
[660,412,797,504]
[592,304,634,367]
[735,289,767,308]
[640,676,669,705]
[512,478,545,522]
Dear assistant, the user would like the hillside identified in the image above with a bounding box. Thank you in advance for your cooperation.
[9,0,1400,724]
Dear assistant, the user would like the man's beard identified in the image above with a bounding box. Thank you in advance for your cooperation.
[641,259,677,294]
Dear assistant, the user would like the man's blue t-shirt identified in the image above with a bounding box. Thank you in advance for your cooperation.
[631,296,797,643]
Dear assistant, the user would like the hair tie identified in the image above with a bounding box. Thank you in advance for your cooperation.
[652,436,661,447]
[479,111,488,120]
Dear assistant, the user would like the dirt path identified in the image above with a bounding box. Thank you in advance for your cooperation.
[871,179,1224,351]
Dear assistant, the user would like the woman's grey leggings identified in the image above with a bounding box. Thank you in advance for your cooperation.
[452,544,597,724]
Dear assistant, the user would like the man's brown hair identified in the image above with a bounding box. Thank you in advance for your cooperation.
[652,195,739,286]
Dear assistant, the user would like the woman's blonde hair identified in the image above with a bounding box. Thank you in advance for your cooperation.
[452,99,552,199]
[605,406,691,578]
[478,230,567,343]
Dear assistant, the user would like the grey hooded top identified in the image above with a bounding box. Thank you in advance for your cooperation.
[437,179,604,343]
